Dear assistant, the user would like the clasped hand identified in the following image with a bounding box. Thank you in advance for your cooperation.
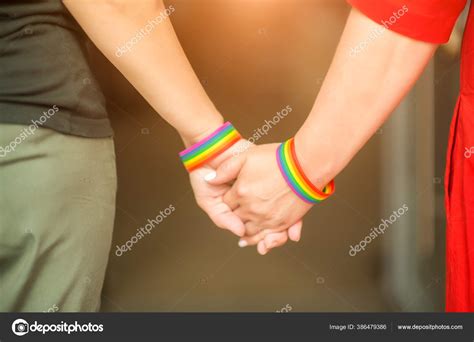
[189,140,313,255]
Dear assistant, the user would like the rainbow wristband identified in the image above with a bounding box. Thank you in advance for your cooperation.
[276,138,335,204]
[179,122,241,172]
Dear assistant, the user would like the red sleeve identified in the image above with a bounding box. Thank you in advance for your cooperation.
[347,0,468,44]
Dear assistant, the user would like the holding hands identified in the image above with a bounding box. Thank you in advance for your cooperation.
[66,0,438,257]
[183,123,335,255]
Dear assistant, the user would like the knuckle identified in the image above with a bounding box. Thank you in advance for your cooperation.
[246,227,259,236]
[269,210,290,226]
[251,228,264,237]
[264,211,277,222]
[248,203,263,215]
[236,185,249,197]
[268,216,284,228]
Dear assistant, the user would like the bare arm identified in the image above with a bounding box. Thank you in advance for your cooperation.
[296,8,438,187]
[211,8,440,252]
[64,0,251,236]
[63,0,223,145]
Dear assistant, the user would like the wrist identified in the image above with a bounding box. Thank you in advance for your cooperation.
[205,138,251,169]
[180,115,225,148]
[276,137,335,204]
[179,120,242,172]
[293,131,338,191]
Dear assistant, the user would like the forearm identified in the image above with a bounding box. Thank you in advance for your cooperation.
[63,0,223,145]
[295,9,437,188]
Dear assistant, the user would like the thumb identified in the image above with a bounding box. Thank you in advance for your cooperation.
[205,154,245,185]
[288,220,303,242]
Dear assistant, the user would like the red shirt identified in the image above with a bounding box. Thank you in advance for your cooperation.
[348,0,467,43]
[347,0,473,312]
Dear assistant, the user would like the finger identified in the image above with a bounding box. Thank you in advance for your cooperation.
[223,185,239,210]
[208,202,245,237]
[288,220,303,242]
[234,207,251,222]
[238,228,270,247]
[238,222,295,247]
[263,231,289,251]
[243,220,262,237]
[206,154,245,185]
[257,240,268,255]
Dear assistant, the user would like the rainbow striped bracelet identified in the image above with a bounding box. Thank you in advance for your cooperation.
[276,138,335,204]
[179,122,241,172]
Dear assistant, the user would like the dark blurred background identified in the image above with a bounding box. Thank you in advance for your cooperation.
[87,0,467,312]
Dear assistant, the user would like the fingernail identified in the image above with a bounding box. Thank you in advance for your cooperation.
[204,171,217,182]
[238,240,248,248]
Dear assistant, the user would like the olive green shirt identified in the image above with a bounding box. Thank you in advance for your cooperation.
[0,0,113,137]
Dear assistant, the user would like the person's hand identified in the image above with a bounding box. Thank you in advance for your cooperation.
[189,140,297,252]
[187,139,249,238]
[187,138,301,254]
[207,143,312,253]
[241,220,303,255]
[189,164,247,237]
